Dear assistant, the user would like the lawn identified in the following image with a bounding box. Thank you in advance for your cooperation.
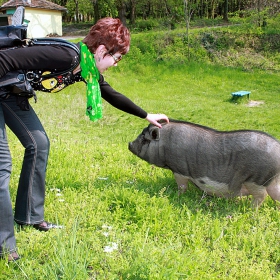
[1,41,280,279]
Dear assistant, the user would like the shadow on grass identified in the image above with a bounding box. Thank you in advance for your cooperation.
[49,171,277,223]
[129,175,256,216]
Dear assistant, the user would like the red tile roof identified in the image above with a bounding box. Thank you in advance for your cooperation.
[0,0,67,11]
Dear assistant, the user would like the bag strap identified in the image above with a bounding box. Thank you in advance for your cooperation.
[27,38,80,79]
[28,38,80,54]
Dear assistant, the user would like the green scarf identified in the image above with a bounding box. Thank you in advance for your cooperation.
[80,42,102,121]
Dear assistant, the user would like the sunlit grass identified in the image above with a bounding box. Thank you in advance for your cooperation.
[2,46,280,279]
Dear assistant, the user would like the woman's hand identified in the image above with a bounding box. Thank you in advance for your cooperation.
[145,113,169,128]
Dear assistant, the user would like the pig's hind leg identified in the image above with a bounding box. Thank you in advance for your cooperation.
[266,175,280,207]
[174,173,189,195]
[239,184,250,196]
[243,182,268,208]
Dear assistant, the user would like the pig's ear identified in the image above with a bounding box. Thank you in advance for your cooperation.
[159,119,168,125]
[151,127,160,140]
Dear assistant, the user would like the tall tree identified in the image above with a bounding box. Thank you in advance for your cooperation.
[129,0,136,24]
[51,0,67,6]
[116,0,128,25]
[74,0,79,22]
[223,0,228,21]
[92,0,100,22]
[246,0,280,27]
[183,0,192,60]
[66,0,80,22]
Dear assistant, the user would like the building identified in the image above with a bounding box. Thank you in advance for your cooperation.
[0,0,67,38]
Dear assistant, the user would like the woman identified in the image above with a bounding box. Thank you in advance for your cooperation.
[0,17,169,262]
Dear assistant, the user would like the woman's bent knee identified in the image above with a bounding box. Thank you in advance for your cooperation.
[25,130,50,152]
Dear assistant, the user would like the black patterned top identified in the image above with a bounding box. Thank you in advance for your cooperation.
[0,43,147,118]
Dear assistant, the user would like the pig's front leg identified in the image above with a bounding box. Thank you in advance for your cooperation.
[174,172,189,195]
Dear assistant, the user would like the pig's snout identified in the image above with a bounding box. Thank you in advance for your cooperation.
[128,141,140,156]
[128,142,135,153]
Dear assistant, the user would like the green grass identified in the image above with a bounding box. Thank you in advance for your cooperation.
[1,44,280,279]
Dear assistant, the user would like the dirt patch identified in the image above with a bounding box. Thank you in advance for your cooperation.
[246,100,265,107]
[62,24,92,37]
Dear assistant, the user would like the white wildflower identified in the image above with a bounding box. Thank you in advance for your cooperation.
[104,242,118,253]
[102,224,112,230]
[50,188,61,192]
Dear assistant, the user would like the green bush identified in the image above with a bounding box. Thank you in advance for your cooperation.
[128,23,279,72]
[131,18,160,32]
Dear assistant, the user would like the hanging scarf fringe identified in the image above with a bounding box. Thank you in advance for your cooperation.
[80,42,102,121]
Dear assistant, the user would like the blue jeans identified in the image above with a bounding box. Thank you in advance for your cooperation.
[0,94,50,255]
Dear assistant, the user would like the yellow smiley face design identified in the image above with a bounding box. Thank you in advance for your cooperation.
[51,84,65,93]
[41,71,58,90]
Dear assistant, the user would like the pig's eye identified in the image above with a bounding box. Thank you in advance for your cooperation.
[141,136,149,145]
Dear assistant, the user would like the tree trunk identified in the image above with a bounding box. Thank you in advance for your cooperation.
[183,0,190,61]
[257,0,261,27]
[92,0,100,23]
[223,0,228,21]
[117,1,127,26]
[74,0,79,23]
[129,0,136,24]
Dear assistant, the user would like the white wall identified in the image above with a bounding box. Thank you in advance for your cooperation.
[25,8,63,38]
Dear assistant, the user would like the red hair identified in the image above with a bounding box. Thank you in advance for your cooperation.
[82,17,130,56]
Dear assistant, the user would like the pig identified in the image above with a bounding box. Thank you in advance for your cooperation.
[128,119,280,208]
